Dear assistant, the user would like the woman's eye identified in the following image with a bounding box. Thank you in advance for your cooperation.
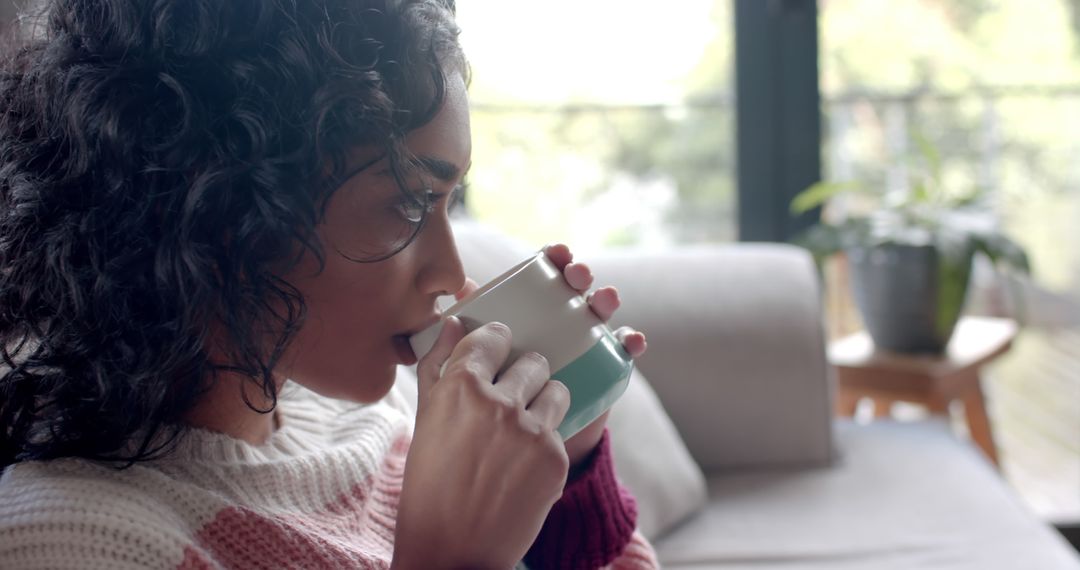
[395,194,435,223]
[396,202,426,223]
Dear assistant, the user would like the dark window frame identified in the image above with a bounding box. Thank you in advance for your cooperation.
[735,0,821,242]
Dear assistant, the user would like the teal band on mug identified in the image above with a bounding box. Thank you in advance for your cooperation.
[551,327,634,440]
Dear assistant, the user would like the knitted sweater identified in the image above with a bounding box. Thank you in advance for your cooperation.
[0,368,658,569]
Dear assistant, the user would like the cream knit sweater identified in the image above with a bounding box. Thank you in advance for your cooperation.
[0,369,656,569]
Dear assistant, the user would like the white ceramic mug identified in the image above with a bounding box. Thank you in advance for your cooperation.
[409,251,634,440]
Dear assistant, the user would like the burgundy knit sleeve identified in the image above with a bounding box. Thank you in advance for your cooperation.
[524,430,638,570]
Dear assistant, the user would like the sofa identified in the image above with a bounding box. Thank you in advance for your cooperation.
[448,217,1080,570]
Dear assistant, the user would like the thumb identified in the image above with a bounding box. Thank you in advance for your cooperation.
[416,315,465,407]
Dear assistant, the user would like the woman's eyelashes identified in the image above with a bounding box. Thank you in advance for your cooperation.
[396,183,465,223]
[449,182,466,206]
[395,194,432,223]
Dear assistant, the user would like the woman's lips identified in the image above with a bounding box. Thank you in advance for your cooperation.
[394,313,442,365]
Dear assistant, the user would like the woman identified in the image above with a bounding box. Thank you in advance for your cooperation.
[0,0,657,568]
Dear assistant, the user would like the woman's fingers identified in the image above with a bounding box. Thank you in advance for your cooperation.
[614,326,648,358]
[418,321,514,403]
[493,351,551,406]
[562,262,593,292]
[587,287,620,322]
[543,244,593,292]
[415,316,467,405]
[526,380,572,431]
[542,243,643,357]
[543,243,573,271]
[544,244,592,292]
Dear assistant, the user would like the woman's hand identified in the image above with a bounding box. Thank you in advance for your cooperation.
[541,243,647,472]
[452,245,648,472]
[541,243,647,357]
[394,318,571,569]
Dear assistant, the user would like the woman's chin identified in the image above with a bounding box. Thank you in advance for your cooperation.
[290,362,399,404]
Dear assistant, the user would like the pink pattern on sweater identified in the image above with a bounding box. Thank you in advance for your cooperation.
[178,436,409,569]
[176,431,652,569]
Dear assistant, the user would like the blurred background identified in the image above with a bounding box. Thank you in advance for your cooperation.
[455,0,1080,532]
[0,0,1075,542]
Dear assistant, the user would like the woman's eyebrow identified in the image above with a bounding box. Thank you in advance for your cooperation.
[372,155,471,184]
[414,155,464,183]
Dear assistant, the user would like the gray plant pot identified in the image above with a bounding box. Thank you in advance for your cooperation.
[848,243,973,354]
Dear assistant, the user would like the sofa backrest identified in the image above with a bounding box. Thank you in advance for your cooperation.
[448,217,835,473]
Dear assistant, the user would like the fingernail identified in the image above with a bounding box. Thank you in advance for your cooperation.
[438,316,455,337]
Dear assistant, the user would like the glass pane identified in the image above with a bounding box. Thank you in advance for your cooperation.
[457,0,735,251]
[821,0,1080,522]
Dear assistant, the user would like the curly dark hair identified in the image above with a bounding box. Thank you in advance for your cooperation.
[0,0,465,467]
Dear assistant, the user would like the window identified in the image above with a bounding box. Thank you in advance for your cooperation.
[456,0,735,252]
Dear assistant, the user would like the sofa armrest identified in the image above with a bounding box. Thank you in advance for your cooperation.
[589,244,834,472]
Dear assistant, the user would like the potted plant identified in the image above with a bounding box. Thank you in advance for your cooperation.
[792,136,1030,354]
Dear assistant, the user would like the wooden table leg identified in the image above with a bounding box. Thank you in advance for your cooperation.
[961,373,1000,467]
[873,397,893,418]
[925,393,951,415]
[836,388,860,417]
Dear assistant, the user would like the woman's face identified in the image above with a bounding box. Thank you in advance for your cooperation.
[276,74,471,403]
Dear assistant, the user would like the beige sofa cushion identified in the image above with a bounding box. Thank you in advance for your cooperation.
[607,368,707,540]
[654,419,1080,570]
[585,244,834,472]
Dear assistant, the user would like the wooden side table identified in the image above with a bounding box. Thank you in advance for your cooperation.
[829,316,1018,467]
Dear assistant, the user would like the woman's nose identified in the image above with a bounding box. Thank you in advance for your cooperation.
[415,213,466,298]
